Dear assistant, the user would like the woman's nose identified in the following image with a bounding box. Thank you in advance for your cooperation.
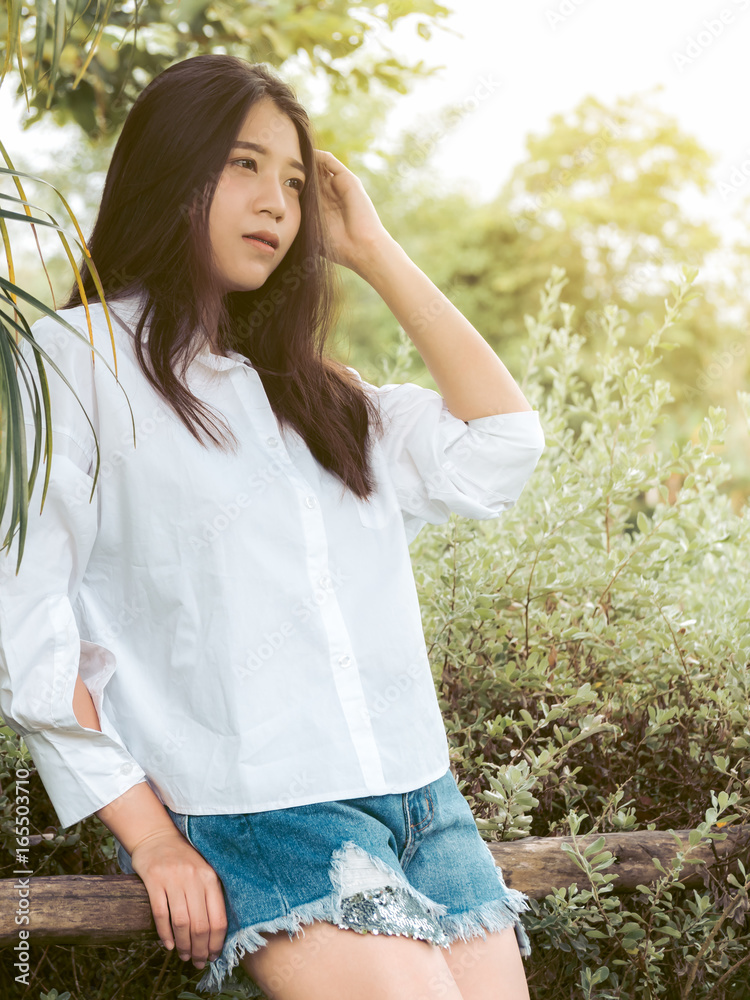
[253,176,286,218]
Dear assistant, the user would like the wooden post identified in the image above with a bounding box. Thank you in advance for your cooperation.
[0,826,748,945]
[488,826,750,898]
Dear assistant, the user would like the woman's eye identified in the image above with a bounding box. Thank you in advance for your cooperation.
[232,159,304,192]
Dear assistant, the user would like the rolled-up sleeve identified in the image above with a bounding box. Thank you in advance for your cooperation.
[350,369,545,543]
[0,315,148,830]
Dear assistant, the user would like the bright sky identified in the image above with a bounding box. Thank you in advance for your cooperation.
[363,0,750,240]
[2,0,749,240]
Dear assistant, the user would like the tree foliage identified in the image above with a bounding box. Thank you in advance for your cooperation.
[341,90,750,503]
[0,0,452,137]
[412,268,750,999]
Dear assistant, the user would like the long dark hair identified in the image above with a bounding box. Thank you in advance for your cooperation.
[61,54,384,501]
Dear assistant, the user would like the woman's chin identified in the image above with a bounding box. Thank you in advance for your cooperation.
[224,275,269,294]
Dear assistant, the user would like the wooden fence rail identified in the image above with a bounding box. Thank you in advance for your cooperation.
[1,827,748,947]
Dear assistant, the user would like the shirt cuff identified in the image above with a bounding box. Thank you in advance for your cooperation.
[21,727,149,830]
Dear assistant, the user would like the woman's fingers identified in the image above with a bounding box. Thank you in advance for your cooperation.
[181,884,211,966]
[167,891,193,961]
[131,835,228,967]
[143,881,178,952]
[204,872,230,962]
[182,869,229,968]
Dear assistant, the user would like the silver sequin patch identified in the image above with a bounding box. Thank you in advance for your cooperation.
[338,885,450,945]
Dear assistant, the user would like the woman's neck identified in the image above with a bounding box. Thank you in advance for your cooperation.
[198,301,227,357]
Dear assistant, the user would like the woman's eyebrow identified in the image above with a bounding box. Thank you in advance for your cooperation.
[231,140,306,177]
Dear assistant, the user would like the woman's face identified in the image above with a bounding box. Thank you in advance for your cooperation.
[207,98,306,294]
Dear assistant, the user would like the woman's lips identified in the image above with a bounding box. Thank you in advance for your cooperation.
[242,236,276,255]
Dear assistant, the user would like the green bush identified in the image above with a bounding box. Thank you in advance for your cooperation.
[412,267,750,998]
[1,268,748,998]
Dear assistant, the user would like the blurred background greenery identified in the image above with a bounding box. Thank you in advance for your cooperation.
[2,0,748,510]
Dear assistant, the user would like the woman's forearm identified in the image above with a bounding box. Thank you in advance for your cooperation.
[352,233,533,421]
[96,780,182,856]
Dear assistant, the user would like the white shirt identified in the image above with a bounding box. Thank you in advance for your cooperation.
[0,290,545,830]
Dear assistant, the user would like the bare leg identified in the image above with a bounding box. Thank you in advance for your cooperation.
[239,920,466,1000]
[440,927,531,1000]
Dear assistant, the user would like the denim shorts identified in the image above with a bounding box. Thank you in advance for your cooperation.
[115,766,531,996]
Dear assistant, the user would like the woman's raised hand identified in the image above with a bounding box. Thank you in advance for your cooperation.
[313,148,393,275]
[130,828,228,970]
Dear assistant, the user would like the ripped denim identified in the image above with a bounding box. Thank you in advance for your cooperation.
[114,767,531,996]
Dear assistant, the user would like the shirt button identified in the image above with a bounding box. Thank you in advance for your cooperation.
[338,654,351,668]
[305,495,317,508]
[319,575,331,589]
[266,436,279,447]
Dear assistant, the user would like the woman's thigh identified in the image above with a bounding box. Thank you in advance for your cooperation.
[239,919,465,1000]
[441,927,531,1000]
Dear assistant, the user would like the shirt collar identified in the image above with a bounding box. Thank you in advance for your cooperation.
[193,344,253,372]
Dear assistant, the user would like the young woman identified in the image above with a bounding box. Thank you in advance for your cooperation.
[0,55,545,999]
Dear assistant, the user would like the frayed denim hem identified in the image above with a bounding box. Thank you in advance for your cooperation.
[433,839,533,960]
[438,869,533,959]
[194,839,450,995]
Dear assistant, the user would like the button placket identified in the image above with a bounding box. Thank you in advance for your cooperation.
[295,480,385,789]
[226,365,294,463]
[233,363,387,791]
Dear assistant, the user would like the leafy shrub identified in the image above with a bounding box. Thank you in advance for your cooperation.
[412,267,750,998]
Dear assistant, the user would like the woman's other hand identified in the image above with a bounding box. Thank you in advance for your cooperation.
[130,828,228,970]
